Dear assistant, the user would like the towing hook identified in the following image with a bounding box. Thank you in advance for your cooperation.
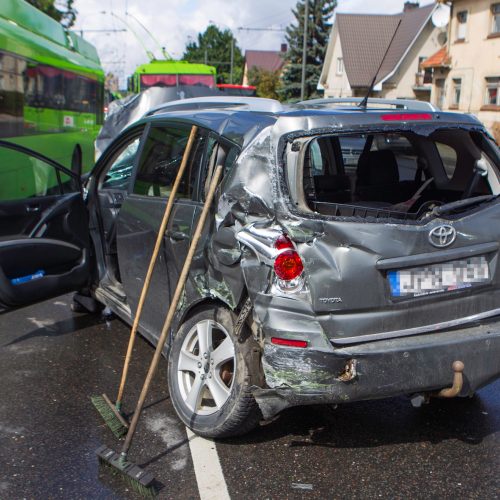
[436,360,465,398]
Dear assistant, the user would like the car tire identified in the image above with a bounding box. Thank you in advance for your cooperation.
[168,304,262,438]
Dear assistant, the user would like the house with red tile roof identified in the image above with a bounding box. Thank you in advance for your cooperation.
[242,47,286,86]
[319,2,442,102]
[421,0,499,138]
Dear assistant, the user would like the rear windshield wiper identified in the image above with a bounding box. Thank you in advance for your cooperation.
[433,195,498,216]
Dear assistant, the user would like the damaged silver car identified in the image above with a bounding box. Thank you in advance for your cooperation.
[1,96,500,438]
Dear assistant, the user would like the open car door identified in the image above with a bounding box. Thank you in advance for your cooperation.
[0,141,90,312]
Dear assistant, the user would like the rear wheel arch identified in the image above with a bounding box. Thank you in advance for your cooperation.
[174,297,229,332]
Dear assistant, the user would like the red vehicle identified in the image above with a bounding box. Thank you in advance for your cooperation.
[217,84,256,97]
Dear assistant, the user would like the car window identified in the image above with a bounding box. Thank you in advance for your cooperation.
[133,125,206,198]
[101,136,141,190]
[373,134,419,181]
[201,137,239,201]
[0,146,74,201]
[339,136,366,173]
[436,142,458,179]
[309,140,324,176]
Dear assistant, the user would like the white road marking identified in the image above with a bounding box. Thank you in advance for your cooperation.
[186,427,230,500]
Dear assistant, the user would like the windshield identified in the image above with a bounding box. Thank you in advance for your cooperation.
[140,74,215,89]
[293,128,500,221]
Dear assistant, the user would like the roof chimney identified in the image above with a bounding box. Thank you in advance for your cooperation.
[404,1,419,12]
[280,43,287,53]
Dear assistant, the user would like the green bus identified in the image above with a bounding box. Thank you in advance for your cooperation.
[128,59,216,93]
[0,0,104,193]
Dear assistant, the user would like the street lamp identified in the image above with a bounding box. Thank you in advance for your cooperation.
[209,20,235,84]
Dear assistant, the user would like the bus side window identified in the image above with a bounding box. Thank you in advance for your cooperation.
[0,147,66,201]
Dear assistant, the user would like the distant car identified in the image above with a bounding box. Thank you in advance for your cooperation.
[1,97,499,438]
[216,84,257,97]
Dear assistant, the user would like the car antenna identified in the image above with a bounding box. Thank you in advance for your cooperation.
[359,19,402,109]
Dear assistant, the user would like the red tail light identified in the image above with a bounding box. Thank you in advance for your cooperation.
[271,337,308,348]
[273,235,304,281]
[274,234,294,250]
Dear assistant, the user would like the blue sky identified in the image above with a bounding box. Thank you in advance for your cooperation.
[73,0,434,83]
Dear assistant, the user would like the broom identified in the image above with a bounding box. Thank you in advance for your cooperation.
[92,125,199,438]
[97,164,224,497]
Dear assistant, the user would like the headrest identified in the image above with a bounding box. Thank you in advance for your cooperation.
[357,150,399,186]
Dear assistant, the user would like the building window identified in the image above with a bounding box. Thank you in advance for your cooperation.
[456,10,468,40]
[492,3,500,34]
[485,77,500,105]
[452,78,462,106]
[336,57,344,75]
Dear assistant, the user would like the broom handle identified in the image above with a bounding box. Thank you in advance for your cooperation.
[121,164,223,456]
[116,125,199,407]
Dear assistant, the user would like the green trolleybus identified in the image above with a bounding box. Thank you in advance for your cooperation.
[0,0,104,199]
[128,59,216,93]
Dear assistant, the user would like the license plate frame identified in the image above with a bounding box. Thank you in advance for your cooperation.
[387,256,490,298]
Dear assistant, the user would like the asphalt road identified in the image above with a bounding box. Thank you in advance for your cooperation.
[1,295,499,499]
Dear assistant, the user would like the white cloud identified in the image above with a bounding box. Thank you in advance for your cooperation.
[72,0,435,86]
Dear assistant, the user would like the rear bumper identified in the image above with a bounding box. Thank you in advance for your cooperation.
[253,319,500,419]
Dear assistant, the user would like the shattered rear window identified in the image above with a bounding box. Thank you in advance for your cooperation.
[293,128,499,221]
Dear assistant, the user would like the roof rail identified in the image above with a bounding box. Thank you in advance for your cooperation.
[146,96,284,116]
[298,97,438,112]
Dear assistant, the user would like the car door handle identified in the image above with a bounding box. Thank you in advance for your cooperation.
[26,204,40,212]
[167,230,189,241]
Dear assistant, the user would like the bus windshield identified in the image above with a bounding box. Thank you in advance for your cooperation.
[140,74,216,89]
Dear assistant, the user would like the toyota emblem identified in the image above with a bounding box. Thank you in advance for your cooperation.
[429,225,456,248]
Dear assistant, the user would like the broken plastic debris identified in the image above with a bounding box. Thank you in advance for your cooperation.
[291,483,313,490]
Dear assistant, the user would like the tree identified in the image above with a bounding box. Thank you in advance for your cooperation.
[26,0,77,28]
[280,0,336,102]
[183,25,244,85]
[248,68,282,100]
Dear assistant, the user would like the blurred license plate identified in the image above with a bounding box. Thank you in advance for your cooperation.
[388,256,490,298]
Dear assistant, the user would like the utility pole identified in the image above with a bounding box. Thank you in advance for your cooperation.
[230,37,234,84]
[300,0,309,101]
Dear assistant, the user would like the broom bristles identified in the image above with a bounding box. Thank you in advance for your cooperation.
[91,395,128,438]
[96,446,158,498]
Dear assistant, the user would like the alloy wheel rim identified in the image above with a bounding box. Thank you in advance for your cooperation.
[177,319,235,415]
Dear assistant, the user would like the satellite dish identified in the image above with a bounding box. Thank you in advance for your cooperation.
[432,4,451,28]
